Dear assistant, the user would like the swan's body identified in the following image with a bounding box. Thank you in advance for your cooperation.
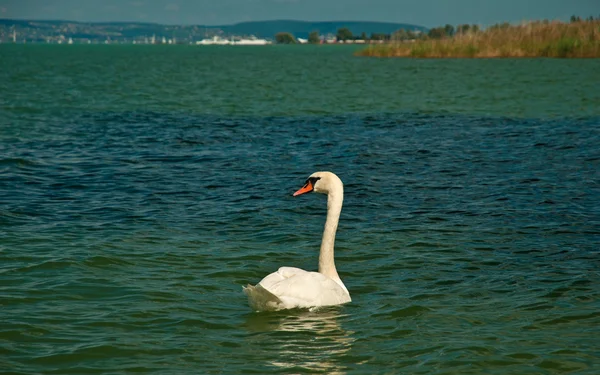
[243,171,351,311]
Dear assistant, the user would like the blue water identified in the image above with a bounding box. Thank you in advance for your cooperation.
[1,45,600,374]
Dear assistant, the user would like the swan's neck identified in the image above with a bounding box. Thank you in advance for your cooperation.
[319,187,343,281]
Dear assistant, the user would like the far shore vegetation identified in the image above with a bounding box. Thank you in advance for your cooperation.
[356,16,600,58]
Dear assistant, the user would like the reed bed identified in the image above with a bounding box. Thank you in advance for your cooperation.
[357,20,600,58]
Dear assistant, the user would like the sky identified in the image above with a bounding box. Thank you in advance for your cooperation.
[1,0,598,27]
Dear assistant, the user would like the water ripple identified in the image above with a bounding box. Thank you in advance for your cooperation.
[1,77,600,373]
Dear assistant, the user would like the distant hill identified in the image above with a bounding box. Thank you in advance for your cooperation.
[0,18,428,43]
[217,20,428,39]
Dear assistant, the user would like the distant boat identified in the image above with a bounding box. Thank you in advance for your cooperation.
[196,36,232,45]
[233,36,271,45]
[196,36,270,45]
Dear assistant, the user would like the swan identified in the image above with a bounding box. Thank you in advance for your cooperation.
[243,171,351,311]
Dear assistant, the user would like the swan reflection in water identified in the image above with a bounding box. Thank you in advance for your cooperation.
[244,307,355,374]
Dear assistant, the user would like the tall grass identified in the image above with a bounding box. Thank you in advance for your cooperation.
[357,20,600,58]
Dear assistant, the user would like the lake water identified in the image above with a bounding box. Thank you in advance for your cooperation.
[1,45,599,374]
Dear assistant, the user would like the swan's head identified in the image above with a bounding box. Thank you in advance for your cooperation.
[293,171,343,196]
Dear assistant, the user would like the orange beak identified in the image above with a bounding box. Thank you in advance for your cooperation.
[293,181,314,196]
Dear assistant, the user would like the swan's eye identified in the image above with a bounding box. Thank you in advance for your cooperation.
[307,177,321,186]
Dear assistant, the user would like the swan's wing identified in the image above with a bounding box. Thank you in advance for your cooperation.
[258,266,309,285]
[243,284,284,311]
[258,267,351,309]
[243,267,311,311]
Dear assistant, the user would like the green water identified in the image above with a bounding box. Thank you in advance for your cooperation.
[1,45,599,374]
[3,45,600,117]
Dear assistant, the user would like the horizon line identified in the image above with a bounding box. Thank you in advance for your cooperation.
[0,17,428,28]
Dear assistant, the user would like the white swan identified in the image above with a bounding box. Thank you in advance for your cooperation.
[243,171,351,311]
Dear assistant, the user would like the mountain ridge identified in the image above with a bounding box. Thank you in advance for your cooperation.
[220,19,427,38]
[0,18,428,42]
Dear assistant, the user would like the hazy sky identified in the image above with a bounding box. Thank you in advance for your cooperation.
[1,0,598,27]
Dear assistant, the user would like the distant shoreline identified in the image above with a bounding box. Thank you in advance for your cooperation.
[357,19,600,58]
[0,18,427,44]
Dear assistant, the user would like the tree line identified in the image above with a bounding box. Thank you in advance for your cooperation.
[427,15,600,40]
[274,27,424,44]
[570,15,600,22]
[274,15,600,44]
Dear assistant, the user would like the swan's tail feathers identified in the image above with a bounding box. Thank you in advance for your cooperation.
[243,284,283,312]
